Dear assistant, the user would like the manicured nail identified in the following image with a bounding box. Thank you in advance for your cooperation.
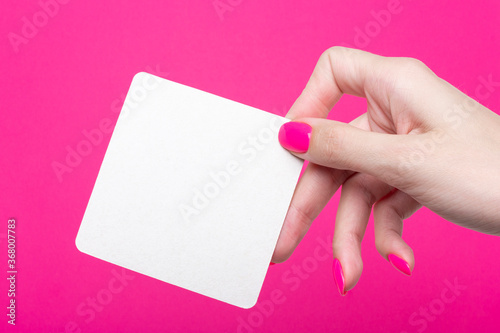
[269,262,275,266]
[333,258,347,296]
[388,254,412,276]
[278,122,312,153]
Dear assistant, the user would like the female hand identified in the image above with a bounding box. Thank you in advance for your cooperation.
[272,47,500,295]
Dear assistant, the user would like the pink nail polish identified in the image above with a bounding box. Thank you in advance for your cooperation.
[333,258,347,296]
[278,122,312,153]
[388,254,412,276]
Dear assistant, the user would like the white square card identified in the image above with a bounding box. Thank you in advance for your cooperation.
[76,73,303,308]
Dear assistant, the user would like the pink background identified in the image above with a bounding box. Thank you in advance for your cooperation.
[2,0,500,332]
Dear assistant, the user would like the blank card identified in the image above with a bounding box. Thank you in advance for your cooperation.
[75,73,303,308]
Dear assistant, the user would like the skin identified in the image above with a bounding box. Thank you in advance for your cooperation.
[271,47,500,293]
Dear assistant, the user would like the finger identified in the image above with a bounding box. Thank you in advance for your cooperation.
[373,190,422,276]
[332,173,393,295]
[272,114,370,263]
[286,46,440,122]
[278,117,420,188]
[286,47,382,119]
[272,164,350,263]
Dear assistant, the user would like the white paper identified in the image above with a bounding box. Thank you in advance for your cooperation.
[75,73,303,308]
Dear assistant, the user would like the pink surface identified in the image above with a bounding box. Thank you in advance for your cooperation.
[1,0,499,332]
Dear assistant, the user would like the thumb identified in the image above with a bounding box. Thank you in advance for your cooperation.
[278,118,413,186]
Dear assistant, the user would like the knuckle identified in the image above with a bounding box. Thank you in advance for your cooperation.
[333,231,362,254]
[323,46,344,59]
[393,58,434,89]
[388,57,433,95]
[347,176,377,206]
[321,46,354,66]
[289,201,315,231]
[396,57,430,75]
[314,124,346,164]
[346,230,364,246]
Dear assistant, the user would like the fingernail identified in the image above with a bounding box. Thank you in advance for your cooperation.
[269,262,275,266]
[388,254,412,276]
[333,258,347,296]
[278,122,312,153]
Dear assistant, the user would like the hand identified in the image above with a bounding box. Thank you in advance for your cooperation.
[272,47,500,295]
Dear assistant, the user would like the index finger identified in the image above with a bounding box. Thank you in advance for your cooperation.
[286,47,381,120]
